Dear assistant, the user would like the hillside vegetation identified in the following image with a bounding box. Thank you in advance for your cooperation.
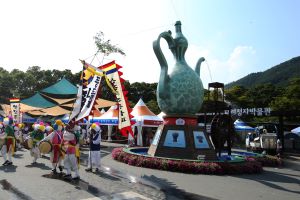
[226,56,300,89]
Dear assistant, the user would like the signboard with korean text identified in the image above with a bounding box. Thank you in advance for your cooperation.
[10,98,21,123]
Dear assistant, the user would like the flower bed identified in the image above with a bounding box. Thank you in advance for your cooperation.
[112,147,263,175]
[245,155,283,167]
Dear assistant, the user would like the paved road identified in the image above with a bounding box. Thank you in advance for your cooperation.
[1,143,300,200]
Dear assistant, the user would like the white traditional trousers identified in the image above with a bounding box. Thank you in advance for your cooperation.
[1,145,12,162]
[64,153,79,178]
[88,151,101,169]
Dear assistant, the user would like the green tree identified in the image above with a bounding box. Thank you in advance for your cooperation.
[270,78,300,111]
[128,82,157,104]
[246,84,278,107]
[0,67,13,103]
[225,85,249,107]
[94,31,125,56]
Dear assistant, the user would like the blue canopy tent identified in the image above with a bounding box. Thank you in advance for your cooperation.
[234,119,255,140]
[291,126,300,135]
[234,119,255,131]
[22,113,37,123]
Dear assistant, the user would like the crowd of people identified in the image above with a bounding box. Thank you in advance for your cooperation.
[0,116,102,181]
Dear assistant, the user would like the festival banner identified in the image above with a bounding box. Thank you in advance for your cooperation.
[10,98,21,123]
[68,85,82,122]
[99,61,134,137]
[76,62,102,121]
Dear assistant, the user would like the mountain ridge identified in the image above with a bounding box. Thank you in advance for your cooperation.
[226,56,300,88]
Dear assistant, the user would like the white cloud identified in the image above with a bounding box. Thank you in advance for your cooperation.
[181,45,257,87]
[227,46,257,81]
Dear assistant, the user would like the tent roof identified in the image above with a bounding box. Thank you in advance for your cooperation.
[234,119,255,131]
[94,98,116,110]
[41,94,75,105]
[131,99,163,126]
[41,77,78,96]
[0,104,11,116]
[291,127,300,135]
[20,103,43,112]
[92,108,106,117]
[21,93,56,108]
[41,106,71,116]
[131,99,156,117]
[98,105,118,119]
[91,105,118,125]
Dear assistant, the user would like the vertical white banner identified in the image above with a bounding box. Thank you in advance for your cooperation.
[10,98,20,123]
[76,75,102,121]
[100,62,132,131]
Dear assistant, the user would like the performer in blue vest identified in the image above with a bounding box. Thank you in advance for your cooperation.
[85,122,101,172]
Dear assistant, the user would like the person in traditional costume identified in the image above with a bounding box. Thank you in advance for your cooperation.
[41,120,64,173]
[18,123,26,148]
[14,124,23,150]
[85,122,101,172]
[22,123,30,141]
[0,122,4,148]
[30,123,45,164]
[2,117,16,166]
[62,123,80,180]
[73,122,81,165]
[45,124,53,136]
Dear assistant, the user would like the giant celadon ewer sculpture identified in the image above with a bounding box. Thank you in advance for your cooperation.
[153,21,205,115]
[148,21,217,160]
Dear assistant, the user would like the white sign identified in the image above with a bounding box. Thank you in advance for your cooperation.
[175,118,185,125]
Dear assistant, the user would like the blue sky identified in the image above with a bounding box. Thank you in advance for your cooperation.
[0,0,299,88]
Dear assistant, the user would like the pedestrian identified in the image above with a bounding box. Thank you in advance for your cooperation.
[276,138,282,158]
[85,122,101,172]
[45,124,54,136]
[41,120,64,174]
[30,123,45,164]
[22,123,30,142]
[2,117,16,166]
[62,123,80,180]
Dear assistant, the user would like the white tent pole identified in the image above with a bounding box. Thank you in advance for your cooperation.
[107,125,113,141]
[137,124,143,146]
[128,125,135,145]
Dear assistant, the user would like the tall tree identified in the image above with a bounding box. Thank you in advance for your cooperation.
[94,31,125,56]
[270,78,300,111]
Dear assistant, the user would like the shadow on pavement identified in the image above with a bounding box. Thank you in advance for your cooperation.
[0,179,33,200]
[13,153,24,159]
[25,162,52,170]
[141,175,218,200]
[0,165,17,172]
[42,173,108,197]
[94,170,121,181]
[235,170,300,195]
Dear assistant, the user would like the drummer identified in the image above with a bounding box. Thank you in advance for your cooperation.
[45,124,54,136]
[2,117,16,166]
[41,120,64,174]
[0,122,7,164]
[30,123,45,164]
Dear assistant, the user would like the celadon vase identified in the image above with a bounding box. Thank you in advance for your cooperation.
[153,21,205,115]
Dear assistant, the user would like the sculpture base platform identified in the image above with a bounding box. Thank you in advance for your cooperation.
[148,116,217,161]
